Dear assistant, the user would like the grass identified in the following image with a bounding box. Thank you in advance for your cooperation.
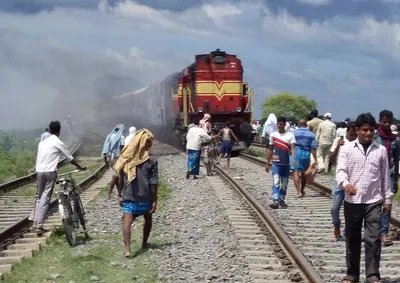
[57,162,103,184]
[247,146,267,158]
[2,177,173,283]
[395,191,400,203]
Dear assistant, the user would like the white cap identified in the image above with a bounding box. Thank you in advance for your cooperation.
[324,113,332,118]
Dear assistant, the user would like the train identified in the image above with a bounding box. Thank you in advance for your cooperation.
[106,49,255,151]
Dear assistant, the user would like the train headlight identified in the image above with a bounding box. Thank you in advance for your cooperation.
[198,107,203,113]
[237,107,242,112]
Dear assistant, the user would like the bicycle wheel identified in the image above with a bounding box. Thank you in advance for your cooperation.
[74,194,89,240]
[59,195,76,247]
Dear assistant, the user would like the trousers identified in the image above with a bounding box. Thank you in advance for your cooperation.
[344,200,382,282]
[317,144,331,173]
[331,183,346,236]
[381,173,395,236]
[271,165,290,203]
[28,172,57,229]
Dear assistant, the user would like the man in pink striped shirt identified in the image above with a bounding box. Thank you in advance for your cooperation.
[336,113,393,283]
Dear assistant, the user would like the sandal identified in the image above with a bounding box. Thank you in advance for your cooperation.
[35,228,46,236]
[381,234,393,246]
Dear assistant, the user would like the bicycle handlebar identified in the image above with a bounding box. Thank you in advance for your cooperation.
[57,169,82,178]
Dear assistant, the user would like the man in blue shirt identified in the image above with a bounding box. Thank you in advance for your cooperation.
[292,119,317,197]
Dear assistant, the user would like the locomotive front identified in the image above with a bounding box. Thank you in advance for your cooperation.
[174,49,254,148]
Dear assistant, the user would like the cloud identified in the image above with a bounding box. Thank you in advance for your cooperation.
[1,0,400,130]
[296,0,330,6]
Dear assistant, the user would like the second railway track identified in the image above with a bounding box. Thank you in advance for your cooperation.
[0,131,108,280]
[227,152,400,282]
[0,133,82,193]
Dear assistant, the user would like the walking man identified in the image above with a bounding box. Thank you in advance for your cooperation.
[330,121,358,240]
[216,121,240,169]
[374,110,399,246]
[186,118,211,179]
[266,117,296,209]
[292,119,317,198]
[316,113,336,173]
[29,121,86,235]
[306,109,323,134]
[114,129,157,258]
[337,113,392,283]
[102,124,125,198]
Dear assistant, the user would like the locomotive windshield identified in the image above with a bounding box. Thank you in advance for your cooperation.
[213,55,225,64]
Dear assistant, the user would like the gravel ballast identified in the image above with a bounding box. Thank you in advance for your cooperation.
[153,152,251,282]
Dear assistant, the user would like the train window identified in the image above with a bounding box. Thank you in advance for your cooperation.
[243,84,248,96]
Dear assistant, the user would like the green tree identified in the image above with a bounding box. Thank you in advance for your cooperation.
[261,92,317,123]
[0,134,13,152]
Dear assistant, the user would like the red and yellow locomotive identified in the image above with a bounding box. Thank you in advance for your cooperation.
[110,49,254,150]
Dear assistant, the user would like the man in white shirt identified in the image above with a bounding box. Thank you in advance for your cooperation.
[30,121,86,236]
[40,128,51,141]
[316,112,336,173]
[186,118,211,179]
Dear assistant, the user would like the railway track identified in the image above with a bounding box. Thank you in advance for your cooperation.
[0,163,109,280]
[0,132,108,280]
[225,152,400,282]
[0,133,82,193]
[210,163,323,282]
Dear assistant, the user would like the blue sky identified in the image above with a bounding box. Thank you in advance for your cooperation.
[1,0,400,128]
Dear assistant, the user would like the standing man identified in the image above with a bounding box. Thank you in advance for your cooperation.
[336,122,347,138]
[40,128,51,141]
[330,121,358,240]
[262,113,277,148]
[374,110,400,246]
[306,109,323,134]
[216,121,240,169]
[316,113,336,173]
[292,119,317,198]
[337,113,392,283]
[186,118,211,179]
[266,117,296,209]
[114,129,157,258]
[29,121,86,235]
[102,124,125,198]
[199,113,212,133]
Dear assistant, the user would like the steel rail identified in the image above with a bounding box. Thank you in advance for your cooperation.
[0,134,82,193]
[0,162,107,250]
[214,163,325,283]
[239,152,400,228]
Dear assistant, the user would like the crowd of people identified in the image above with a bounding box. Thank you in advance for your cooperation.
[260,109,399,283]
[32,108,399,282]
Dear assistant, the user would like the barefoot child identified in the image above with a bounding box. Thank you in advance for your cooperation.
[216,121,240,169]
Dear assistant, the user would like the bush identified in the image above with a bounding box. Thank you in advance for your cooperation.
[0,129,40,183]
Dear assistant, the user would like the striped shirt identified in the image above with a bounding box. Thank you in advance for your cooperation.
[336,139,393,204]
[293,127,317,152]
[269,131,296,166]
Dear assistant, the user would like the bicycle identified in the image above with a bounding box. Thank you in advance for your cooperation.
[202,136,221,176]
[56,169,88,247]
